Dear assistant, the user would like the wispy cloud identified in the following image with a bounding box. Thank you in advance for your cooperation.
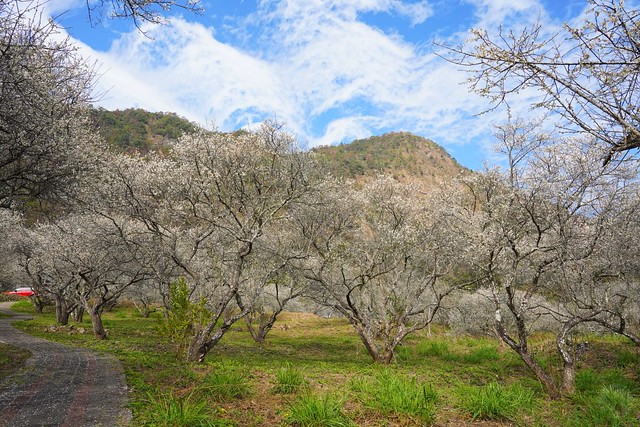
[464,0,546,28]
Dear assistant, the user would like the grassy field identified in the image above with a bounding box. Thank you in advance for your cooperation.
[6,299,640,426]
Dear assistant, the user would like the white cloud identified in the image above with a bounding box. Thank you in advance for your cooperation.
[311,117,376,147]
[44,0,86,17]
[464,0,546,28]
[257,0,432,24]
[394,1,433,25]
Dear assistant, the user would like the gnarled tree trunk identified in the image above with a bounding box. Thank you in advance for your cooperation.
[494,308,561,399]
[185,319,237,362]
[72,306,84,323]
[89,307,107,340]
[53,294,75,325]
[351,322,398,365]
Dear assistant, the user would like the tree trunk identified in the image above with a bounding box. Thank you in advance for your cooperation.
[185,250,251,362]
[103,298,118,312]
[557,323,578,395]
[494,309,560,399]
[133,299,152,318]
[56,306,70,325]
[378,348,395,364]
[245,316,259,342]
[245,309,282,344]
[352,326,394,364]
[161,291,171,320]
[55,296,67,325]
[518,351,560,399]
[185,316,241,362]
[186,331,209,363]
[367,346,394,364]
[31,296,44,313]
[89,309,107,340]
[53,295,73,325]
[254,328,269,343]
[185,326,228,362]
[561,361,576,395]
[73,306,84,323]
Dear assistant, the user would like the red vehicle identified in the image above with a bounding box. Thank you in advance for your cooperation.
[4,287,35,297]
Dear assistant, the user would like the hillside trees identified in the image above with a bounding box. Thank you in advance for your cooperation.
[90,108,197,153]
[293,177,463,364]
[450,120,640,397]
[0,1,97,211]
[100,123,318,361]
[169,124,318,361]
[444,0,640,164]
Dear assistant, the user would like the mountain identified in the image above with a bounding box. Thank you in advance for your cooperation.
[89,107,197,153]
[90,108,465,186]
[312,132,466,187]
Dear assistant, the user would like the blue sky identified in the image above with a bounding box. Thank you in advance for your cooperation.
[45,0,587,170]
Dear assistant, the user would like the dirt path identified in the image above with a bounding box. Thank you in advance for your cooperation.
[0,302,131,426]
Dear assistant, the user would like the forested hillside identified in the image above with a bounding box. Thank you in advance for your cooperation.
[91,108,465,187]
[312,132,466,185]
[90,107,197,153]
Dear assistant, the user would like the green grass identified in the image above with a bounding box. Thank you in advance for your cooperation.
[576,367,638,395]
[200,363,252,401]
[459,345,501,364]
[272,362,306,394]
[576,368,601,393]
[456,381,539,422]
[285,393,354,427]
[400,336,502,366]
[132,391,232,426]
[350,369,438,424]
[566,386,639,427]
[415,339,452,359]
[8,299,35,312]
[615,349,639,369]
[9,305,640,426]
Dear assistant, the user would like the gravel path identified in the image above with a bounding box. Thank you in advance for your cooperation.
[0,302,132,426]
